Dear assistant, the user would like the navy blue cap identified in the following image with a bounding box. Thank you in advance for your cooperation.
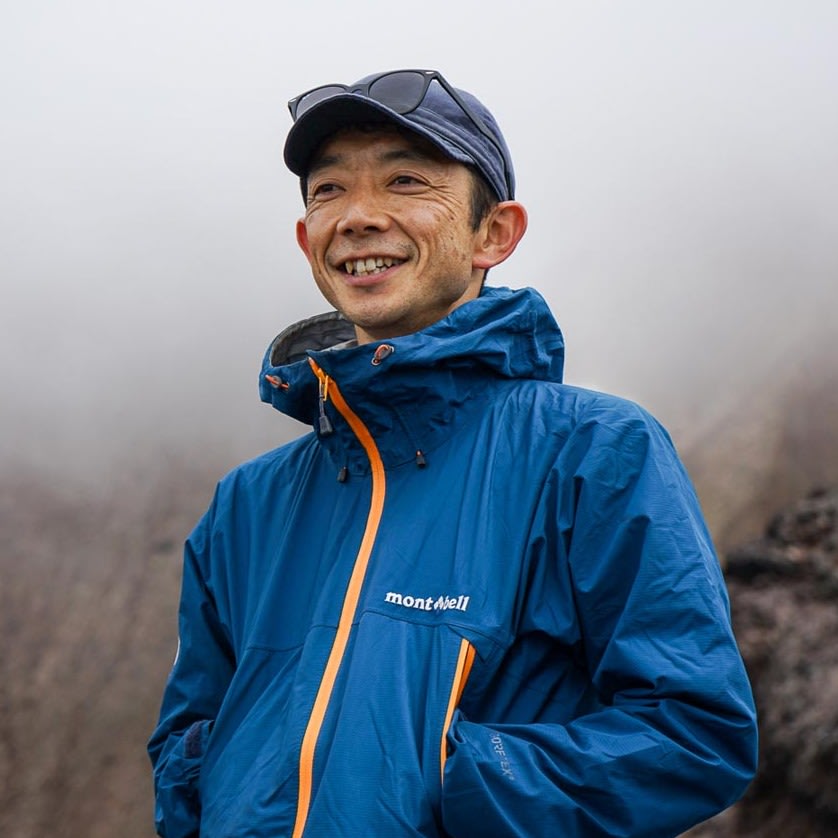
[283,71,515,201]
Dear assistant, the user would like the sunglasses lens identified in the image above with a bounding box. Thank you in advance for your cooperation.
[367,71,428,114]
[294,85,349,118]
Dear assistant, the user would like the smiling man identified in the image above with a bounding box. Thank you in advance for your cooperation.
[148,69,757,838]
[296,129,522,342]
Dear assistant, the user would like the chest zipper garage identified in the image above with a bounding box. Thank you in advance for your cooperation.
[293,359,387,838]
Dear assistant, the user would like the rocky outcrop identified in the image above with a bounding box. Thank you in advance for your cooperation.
[690,487,838,837]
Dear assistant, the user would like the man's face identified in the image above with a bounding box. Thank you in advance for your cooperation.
[296,128,487,344]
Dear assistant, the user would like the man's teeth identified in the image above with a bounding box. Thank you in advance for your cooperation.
[344,257,401,276]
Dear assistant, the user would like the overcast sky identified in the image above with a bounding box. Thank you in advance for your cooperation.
[2,1,836,482]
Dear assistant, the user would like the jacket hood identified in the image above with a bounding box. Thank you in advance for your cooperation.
[259,286,565,468]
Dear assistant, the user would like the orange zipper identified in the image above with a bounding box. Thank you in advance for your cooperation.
[440,638,476,784]
[292,359,387,838]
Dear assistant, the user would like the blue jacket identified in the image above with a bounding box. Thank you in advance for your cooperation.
[148,286,757,837]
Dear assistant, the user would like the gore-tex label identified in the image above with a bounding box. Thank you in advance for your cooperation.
[491,733,515,781]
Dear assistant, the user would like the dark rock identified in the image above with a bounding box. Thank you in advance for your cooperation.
[691,487,838,837]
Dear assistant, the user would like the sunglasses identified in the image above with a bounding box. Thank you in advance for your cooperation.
[287,69,512,199]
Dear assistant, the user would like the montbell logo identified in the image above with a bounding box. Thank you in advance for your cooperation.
[384,591,470,612]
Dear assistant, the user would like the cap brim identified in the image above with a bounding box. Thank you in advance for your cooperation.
[284,96,411,176]
[284,93,482,180]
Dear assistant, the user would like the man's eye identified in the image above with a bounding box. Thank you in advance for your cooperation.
[311,182,339,198]
[391,175,422,186]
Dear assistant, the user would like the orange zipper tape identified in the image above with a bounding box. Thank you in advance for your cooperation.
[293,360,387,838]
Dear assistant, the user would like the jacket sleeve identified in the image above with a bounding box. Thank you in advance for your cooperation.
[441,401,758,838]
[147,503,235,838]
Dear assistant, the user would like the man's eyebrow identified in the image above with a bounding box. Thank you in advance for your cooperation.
[377,147,439,165]
[307,153,342,178]
[307,146,441,178]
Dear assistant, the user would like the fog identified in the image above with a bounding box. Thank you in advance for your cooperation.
[2,1,836,485]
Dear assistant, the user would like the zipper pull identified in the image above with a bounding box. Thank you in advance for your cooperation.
[317,373,334,435]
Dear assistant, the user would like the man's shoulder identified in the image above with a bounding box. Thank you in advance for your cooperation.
[521,379,660,428]
[215,431,318,496]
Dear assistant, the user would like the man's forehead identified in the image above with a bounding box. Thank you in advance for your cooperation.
[307,125,452,175]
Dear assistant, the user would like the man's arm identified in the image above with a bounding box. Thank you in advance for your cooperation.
[147,508,235,838]
[441,402,758,837]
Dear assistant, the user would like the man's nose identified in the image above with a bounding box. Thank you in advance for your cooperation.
[335,187,390,236]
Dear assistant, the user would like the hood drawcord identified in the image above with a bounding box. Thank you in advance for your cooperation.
[264,374,289,390]
[371,344,395,366]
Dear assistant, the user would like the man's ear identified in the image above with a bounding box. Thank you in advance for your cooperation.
[296,218,311,261]
[472,201,528,270]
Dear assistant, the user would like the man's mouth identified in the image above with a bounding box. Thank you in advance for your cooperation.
[343,257,405,277]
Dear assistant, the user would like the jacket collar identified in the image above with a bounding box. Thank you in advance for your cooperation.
[259,286,565,472]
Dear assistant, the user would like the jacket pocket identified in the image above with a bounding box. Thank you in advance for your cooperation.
[440,637,476,785]
[154,719,212,837]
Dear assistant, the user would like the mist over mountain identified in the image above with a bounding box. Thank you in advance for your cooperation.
[2,2,836,488]
[683,339,838,553]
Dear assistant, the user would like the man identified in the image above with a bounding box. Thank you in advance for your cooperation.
[149,69,757,837]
